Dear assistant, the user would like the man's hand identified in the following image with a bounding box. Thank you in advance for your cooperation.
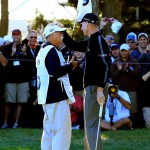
[97,87,105,105]
[27,24,32,33]
[124,63,129,71]
[110,92,118,98]
[117,61,122,70]
[0,54,8,67]
[100,17,108,29]
[70,55,78,70]
[21,44,27,55]
[38,24,44,35]
[11,44,17,56]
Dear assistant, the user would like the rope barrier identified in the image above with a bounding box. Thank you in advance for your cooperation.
[6,59,150,65]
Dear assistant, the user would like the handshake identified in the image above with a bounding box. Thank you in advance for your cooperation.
[70,55,79,70]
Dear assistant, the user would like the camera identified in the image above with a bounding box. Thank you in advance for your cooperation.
[107,78,117,95]
[105,18,114,22]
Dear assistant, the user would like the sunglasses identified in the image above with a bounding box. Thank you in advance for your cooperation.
[12,33,20,36]
[30,36,37,39]
[105,37,114,41]
[127,41,135,44]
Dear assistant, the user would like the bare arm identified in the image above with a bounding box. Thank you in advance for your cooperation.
[142,70,150,81]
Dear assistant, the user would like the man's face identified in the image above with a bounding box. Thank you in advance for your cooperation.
[50,31,64,48]
[81,22,88,36]
[111,47,120,58]
[29,32,37,46]
[126,40,136,50]
[12,33,21,44]
[105,35,115,46]
[138,36,148,49]
[120,49,130,59]
[73,51,85,60]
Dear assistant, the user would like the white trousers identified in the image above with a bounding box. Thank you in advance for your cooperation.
[41,100,71,150]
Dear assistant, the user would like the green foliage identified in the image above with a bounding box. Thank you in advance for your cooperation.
[31,11,84,41]
[30,9,48,31]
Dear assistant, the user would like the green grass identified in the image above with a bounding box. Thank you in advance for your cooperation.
[0,128,150,150]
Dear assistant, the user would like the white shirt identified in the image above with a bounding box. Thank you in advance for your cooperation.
[104,90,130,122]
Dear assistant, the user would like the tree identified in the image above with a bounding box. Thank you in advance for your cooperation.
[30,10,48,31]
[0,0,8,36]
[92,0,100,16]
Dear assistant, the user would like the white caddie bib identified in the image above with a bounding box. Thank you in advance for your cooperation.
[36,45,75,104]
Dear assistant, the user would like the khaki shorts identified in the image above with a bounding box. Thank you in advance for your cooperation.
[143,107,150,128]
[4,82,29,103]
[127,91,138,114]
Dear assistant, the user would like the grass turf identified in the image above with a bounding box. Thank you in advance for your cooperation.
[0,128,150,150]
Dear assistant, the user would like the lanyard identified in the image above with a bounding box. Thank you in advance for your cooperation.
[30,48,35,58]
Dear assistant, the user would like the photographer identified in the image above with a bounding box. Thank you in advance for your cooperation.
[100,79,131,130]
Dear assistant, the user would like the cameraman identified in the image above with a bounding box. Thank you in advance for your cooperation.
[100,79,131,130]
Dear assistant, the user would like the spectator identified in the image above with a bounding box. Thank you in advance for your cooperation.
[70,95,83,130]
[109,43,120,62]
[68,51,85,130]
[69,51,85,96]
[126,32,141,60]
[110,43,141,128]
[0,51,8,126]
[101,78,131,130]
[138,33,149,54]
[21,30,43,128]
[138,44,150,128]
[1,29,31,129]
[105,34,115,47]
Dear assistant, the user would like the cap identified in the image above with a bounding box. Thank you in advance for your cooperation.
[43,22,67,37]
[107,78,117,85]
[80,13,99,25]
[12,29,21,35]
[120,43,130,51]
[110,43,119,50]
[126,32,137,42]
[138,33,148,40]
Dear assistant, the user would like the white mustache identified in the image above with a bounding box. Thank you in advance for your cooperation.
[60,36,63,40]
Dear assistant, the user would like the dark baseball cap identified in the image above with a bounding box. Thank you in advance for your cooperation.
[80,13,99,25]
[110,43,119,51]
[12,29,21,35]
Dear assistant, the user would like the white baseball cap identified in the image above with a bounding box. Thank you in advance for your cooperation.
[120,43,130,51]
[138,32,148,40]
[43,23,67,37]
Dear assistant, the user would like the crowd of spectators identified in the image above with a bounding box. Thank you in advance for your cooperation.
[0,18,150,130]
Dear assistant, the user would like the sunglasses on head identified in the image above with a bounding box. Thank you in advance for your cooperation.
[30,36,37,39]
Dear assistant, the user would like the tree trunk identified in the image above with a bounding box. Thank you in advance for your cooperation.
[103,0,124,37]
[92,0,100,16]
[0,0,8,36]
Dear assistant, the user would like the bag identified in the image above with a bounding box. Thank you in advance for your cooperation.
[29,76,37,88]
